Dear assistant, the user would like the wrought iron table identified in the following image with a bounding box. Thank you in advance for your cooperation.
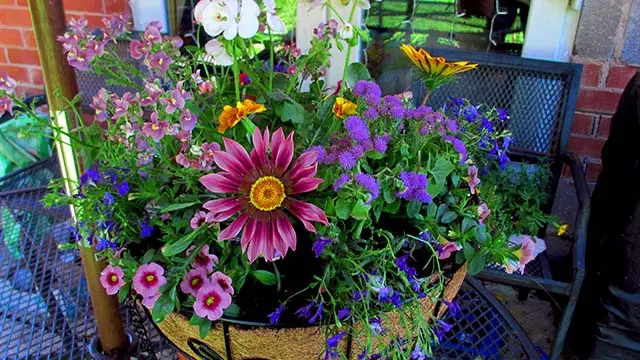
[0,158,540,360]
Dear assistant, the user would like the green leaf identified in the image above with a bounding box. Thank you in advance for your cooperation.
[440,211,458,224]
[189,314,204,326]
[267,89,290,102]
[436,203,448,222]
[426,202,438,218]
[351,200,371,220]
[468,254,487,275]
[427,181,444,197]
[141,249,155,264]
[199,320,212,339]
[451,173,461,187]
[346,62,371,88]
[461,217,475,233]
[281,101,306,124]
[325,198,335,217]
[152,293,175,323]
[463,244,476,261]
[455,250,466,264]
[162,228,201,257]
[475,224,487,242]
[335,198,353,220]
[406,201,422,218]
[430,158,455,185]
[383,184,396,204]
[117,285,129,303]
[223,303,241,318]
[387,199,401,214]
[252,270,277,285]
[159,202,199,214]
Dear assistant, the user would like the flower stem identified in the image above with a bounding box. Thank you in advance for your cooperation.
[421,89,431,106]
[268,27,274,92]
[339,0,360,96]
[232,39,241,103]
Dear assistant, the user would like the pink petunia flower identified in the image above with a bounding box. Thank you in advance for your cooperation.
[199,128,329,263]
[190,211,208,229]
[211,271,234,295]
[142,292,161,309]
[132,262,167,298]
[187,245,219,273]
[437,241,462,260]
[180,267,211,296]
[99,264,125,295]
[478,203,491,224]
[194,284,232,321]
[467,165,481,194]
[505,235,546,274]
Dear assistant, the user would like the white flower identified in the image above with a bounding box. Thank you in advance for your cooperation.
[357,0,370,9]
[204,39,234,66]
[194,0,214,22]
[263,0,287,33]
[338,22,354,39]
[190,144,203,156]
[198,0,260,40]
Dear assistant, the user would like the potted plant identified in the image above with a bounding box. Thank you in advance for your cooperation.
[0,2,549,359]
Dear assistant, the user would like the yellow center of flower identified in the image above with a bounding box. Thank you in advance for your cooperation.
[191,278,200,287]
[249,176,286,212]
[159,58,163,65]
[146,275,155,282]
[152,124,160,131]
[171,98,176,105]
[110,275,118,282]
[206,296,216,306]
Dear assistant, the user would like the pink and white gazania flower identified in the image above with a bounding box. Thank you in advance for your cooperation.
[196,0,260,40]
[187,244,219,273]
[142,292,161,309]
[180,267,211,296]
[505,235,547,274]
[211,271,234,295]
[204,39,234,66]
[467,165,480,194]
[478,203,491,224]
[263,0,286,34]
[194,284,232,321]
[199,128,329,262]
[132,263,167,298]
[99,264,125,295]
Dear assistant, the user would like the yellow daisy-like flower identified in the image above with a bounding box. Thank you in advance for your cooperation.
[400,44,477,92]
[557,224,568,236]
[332,97,357,119]
[218,99,266,134]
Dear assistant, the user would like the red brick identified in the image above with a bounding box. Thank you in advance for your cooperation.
[597,115,612,138]
[568,135,606,158]
[65,14,104,28]
[0,28,24,47]
[585,160,602,182]
[0,64,28,82]
[14,84,43,98]
[105,0,129,13]
[606,66,640,89]
[0,48,6,63]
[7,48,40,65]
[580,63,602,88]
[15,0,26,6]
[29,68,42,85]
[0,8,32,27]
[571,112,595,135]
[22,30,36,48]
[0,0,17,6]
[576,88,622,114]
[62,0,104,13]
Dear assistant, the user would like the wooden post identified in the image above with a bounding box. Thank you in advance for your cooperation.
[27,0,129,354]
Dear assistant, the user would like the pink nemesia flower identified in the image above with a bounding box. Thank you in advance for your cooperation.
[198,81,213,94]
[478,203,490,224]
[142,112,170,141]
[180,109,198,131]
[179,267,211,296]
[132,262,167,298]
[0,71,17,94]
[211,271,234,295]
[467,165,480,194]
[142,292,161,309]
[0,96,13,116]
[505,235,547,274]
[149,51,172,73]
[199,128,329,262]
[187,244,219,273]
[99,264,125,295]
[194,284,232,321]
[190,211,208,229]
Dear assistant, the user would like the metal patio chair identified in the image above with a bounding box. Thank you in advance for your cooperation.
[412,48,588,360]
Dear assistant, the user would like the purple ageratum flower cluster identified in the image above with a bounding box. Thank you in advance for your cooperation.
[332,173,351,191]
[378,96,405,120]
[373,134,391,154]
[345,116,370,142]
[355,173,380,204]
[56,18,105,71]
[396,171,433,203]
[352,80,382,106]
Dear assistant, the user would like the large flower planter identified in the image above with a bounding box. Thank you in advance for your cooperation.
[154,265,467,360]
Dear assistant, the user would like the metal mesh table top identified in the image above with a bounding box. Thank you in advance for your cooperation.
[0,159,539,359]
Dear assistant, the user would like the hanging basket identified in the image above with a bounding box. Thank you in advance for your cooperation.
[457,0,496,18]
[153,265,467,360]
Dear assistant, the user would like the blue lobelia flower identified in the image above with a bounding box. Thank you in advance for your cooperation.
[443,300,462,319]
[268,304,284,325]
[139,220,153,238]
[312,237,332,258]
[116,181,130,196]
[337,307,351,321]
[308,302,323,323]
[410,345,426,360]
[295,302,315,320]
[369,317,385,336]
[103,192,115,206]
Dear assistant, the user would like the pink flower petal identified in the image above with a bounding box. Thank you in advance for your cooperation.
[218,213,249,241]
[203,198,243,222]
[200,173,241,193]
[289,177,323,195]
[240,217,259,253]
[251,128,270,169]
[213,151,250,177]
[245,220,266,262]
[286,198,329,232]
[287,151,318,178]
[223,137,252,173]
[275,215,297,251]
[288,163,318,185]
[270,128,294,172]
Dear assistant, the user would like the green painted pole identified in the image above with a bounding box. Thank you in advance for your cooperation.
[27,0,129,354]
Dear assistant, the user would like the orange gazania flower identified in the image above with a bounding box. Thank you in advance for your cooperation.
[332,97,357,119]
[400,44,477,90]
[218,99,266,133]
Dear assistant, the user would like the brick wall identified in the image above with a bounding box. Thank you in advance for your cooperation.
[0,0,128,97]
[570,0,640,182]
